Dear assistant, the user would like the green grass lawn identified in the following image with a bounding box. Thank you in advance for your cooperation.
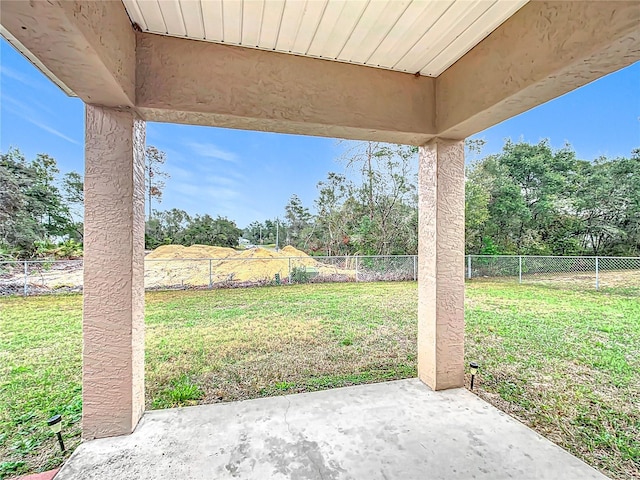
[1,282,638,479]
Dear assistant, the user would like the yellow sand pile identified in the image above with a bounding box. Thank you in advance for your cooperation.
[147,244,237,259]
[281,245,321,268]
[217,248,290,282]
[143,245,354,286]
[28,245,355,290]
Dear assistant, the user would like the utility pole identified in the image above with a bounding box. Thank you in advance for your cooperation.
[148,166,152,222]
[275,219,280,251]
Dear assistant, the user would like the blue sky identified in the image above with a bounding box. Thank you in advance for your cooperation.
[1,38,638,228]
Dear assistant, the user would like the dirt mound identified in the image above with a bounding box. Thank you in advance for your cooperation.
[143,244,352,285]
[281,245,309,257]
[8,245,355,292]
[280,245,318,268]
[144,245,295,285]
[147,244,237,259]
[237,248,282,259]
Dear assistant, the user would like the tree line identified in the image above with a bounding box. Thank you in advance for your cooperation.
[0,146,244,258]
[465,141,639,256]
[244,140,639,257]
[1,140,638,259]
[142,145,243,249]
[0,148,84,258]
[243,143,419,255]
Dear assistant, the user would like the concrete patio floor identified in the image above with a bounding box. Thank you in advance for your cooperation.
[56,379,606,480]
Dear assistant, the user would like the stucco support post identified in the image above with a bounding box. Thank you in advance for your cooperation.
[83,105,146,439]
[417,138,465,391]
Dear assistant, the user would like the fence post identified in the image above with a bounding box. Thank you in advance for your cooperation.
[23,260,28,297]
[467,255,472,280]
[413,255,417,281]
[208,259,212,289]
[518,256,522,284]
[355,256,359,282]
[595,256,599,290]
[288,257,292,284]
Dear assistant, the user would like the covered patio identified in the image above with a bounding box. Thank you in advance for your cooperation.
[1,0,638,478]
[55,380,606,480]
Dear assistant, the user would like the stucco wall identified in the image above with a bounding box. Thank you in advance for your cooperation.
[417,139,465,390]
[83,105,145,439]
[136,33,436,145]
[2,1,638,141]
[0,0,135,106]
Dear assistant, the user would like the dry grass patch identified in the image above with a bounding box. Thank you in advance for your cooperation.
[144,283,416,408]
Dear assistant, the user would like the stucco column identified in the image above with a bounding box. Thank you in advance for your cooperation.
[417,138,465,391]
[83,105,146,439]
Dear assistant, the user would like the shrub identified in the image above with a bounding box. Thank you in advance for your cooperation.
[55,239,83,259]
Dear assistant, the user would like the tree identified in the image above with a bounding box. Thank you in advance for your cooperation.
[618,149,640,255]
[145,208,192,248]
[463,140,579,255]
[314,172,354,255]
[0,148,76,257]
[145,146,170,221]
[30,153,72,240]
[462,140,640,256]
[467,154,528,253]
[62,171,84,241]
[182,215,242,247]
[62,171,84,205]
[498,140,576,253]
[244,221,265,245]
[341,142,418,255]
[465,174,490,254]
[571,154,640,255]
[284,194,312,247]
[0,149,34,254]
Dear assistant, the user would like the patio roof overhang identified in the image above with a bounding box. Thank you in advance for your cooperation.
[1,0,639,443]
[2,1,638,144]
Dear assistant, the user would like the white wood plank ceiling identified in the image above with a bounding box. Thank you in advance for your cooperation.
[123,0,528,77]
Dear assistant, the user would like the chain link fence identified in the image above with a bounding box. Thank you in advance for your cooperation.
[1,255,638,296]
[0,255,418,296]
[0,259,84,296]
[466,255,640,293]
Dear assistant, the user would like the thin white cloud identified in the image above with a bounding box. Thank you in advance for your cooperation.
[169,182,242,223]
[165,163,243,186]
[166,165,193,180]
[145,123,160,140]
[202,186,240,200]
[31,119,81,145]
[196,162,247,181]
[186,141,239,164]
[204,175,239,188]
[2,93,53,117]
[173,182,240,201]
[2,93,79,144]
[167,180,267,227]
[0,65,43,89]
[173,182,200,197]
